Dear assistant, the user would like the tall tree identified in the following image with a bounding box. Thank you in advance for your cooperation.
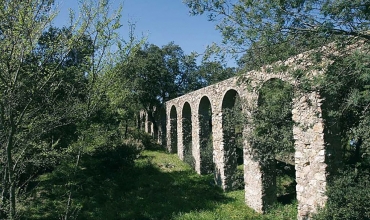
[0,0,123,218]
[115,43,191,130]
[197,61,236,85]
[184,0,370,61]
[184,1,370,217]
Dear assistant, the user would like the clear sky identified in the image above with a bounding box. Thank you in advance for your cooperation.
[52,0,231,64]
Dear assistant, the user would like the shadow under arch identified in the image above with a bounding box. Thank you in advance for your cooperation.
[159,106,166,145]
[253,77,296,207]
[182,102,194,168]
[170,105,178,154]
[222,89,244,190]
[198,96,214,175]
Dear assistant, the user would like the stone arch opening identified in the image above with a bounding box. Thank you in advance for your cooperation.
[140,111,145,131]
[182,102,194,168]
[222,89,244,190]
[147,118,152,134]
[170,105,178,153]
[159,107,166,145]
[254,78,295,207]
[198,96,214,174]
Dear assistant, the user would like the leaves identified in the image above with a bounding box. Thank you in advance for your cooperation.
[184,0,370,61]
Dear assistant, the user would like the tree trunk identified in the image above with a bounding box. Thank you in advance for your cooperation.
[64,147,82,220]
[6,121,16,219]
[125,119,128,139]
[1,165,9,218]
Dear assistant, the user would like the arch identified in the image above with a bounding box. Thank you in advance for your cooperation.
[160,45,339,217]
[182,102,194,167]
[147,114,152,134]
[140,111,146,131]
[254,78,295,208]
[170,105,178,153]
[198,96,214,174]
[222,89,244,190]
[159,107,166,145]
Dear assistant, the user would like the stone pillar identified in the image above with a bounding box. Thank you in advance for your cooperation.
[160,108,167,147]
[244,140,265,213]
[243,92,276,213]
[166,106,172,152]
[192,107,201,174]
[144,112,149,133]
[178,108,184,160]
[293,92,327,219]
[212,107,226,188]
[150,121,154,136]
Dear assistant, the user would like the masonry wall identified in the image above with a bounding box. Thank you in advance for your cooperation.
[160,43,353,219]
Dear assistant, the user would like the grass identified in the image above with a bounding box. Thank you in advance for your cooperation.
[26,147,297,220]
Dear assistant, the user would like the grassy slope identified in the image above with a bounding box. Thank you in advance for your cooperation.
[27,149,297,220]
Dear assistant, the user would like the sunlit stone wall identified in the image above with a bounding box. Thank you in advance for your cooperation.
[158,43,356,219]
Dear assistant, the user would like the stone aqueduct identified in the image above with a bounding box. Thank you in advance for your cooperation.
[140,44,349,219]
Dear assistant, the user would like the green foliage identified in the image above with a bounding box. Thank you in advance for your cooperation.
[183,147,196,169]
[24,137,144,219]
[114,41,236,138]
[184,1,369,219]
[201,136,214,174]
[314,168,370,220]
[184,0,370,60]
[276,162,296,198]
[25,149,297,220]
[310,42,370,220]
[250,79,294,163]
[237,33,334,71]
[222,92,244,190]
[0,0,135,218]
[317,46,370,166]
[196,61,236,85]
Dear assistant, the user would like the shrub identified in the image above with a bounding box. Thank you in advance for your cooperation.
[93,138,144,170]
[231,165,244,190]
[314,168,370,220]
[183,145,195,169]
[129,129,162,151]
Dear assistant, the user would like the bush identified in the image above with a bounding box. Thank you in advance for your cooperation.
[231,165,244,190]
[314,168,370,220]
[129,129,163,151]
[95,138,144,170]
[183,145,195,169]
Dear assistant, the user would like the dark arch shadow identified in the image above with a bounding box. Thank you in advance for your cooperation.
[222,89,244,190]
[254,78,296,207]
[170,105,178,154]
[182,102,194,168]
[199,96,214,175]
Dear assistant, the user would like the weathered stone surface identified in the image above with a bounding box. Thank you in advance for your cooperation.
[140,43,361,219]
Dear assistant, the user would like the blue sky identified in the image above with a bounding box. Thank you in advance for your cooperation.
[53,0,231,64]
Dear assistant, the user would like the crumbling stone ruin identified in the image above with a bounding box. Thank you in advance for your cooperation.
[139,43,359,219]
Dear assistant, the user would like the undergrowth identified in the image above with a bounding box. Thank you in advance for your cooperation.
[25,148,297,219]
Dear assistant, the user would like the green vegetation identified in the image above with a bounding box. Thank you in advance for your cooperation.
[0,1,235,218]
[25,148,297,220]
[0,0,369,219]
[185,1,370,219]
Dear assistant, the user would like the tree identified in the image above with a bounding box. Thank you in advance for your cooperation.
[116,41,237,138]
[197,61,236,85]
[184,0,370,162]
[113,42,195,136]
[184,0,370,217]
[183,0,370,61]
[0,0,123,218]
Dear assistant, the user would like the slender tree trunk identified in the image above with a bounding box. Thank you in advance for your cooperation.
[6,120,15,220]
[1,165,8,218]
[125,119,128,139]
[64,147,82,220]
